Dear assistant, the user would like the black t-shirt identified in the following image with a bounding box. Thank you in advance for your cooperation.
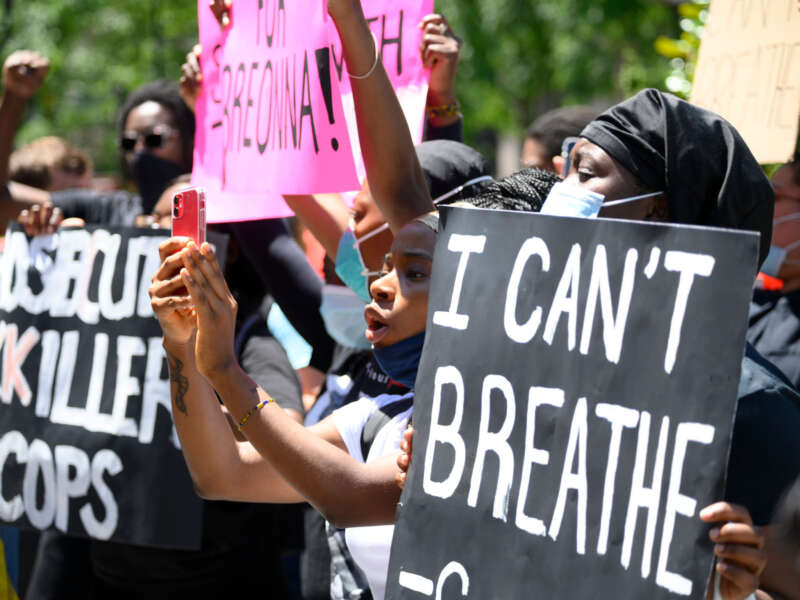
[86,313,303,595]
[51,189,144,227]
[748,288,800,388]
[726,343,800,525]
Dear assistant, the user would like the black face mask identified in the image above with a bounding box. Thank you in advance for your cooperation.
[130,152,186,214]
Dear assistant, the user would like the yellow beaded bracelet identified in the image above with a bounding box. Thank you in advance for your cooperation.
[237,396,274,432]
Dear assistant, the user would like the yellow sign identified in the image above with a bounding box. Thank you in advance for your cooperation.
[691,0,800,163]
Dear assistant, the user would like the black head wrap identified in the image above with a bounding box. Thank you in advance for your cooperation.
[581,89,774,265]
[415,140,491,200]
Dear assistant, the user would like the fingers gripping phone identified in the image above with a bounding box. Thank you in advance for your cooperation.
[171,187,206,244]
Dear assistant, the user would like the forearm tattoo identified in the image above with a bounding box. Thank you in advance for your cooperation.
[166,352,190,416]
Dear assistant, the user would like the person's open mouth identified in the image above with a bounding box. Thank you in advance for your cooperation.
[364,305,390,345]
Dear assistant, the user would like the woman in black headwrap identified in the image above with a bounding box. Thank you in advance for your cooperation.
[563,88,799,600]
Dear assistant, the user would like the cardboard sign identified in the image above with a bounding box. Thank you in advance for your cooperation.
[193,0,360,222]
[386,207,759,599]
[331,0,434,181]
[691,0,800,163]
[0,225,211,549]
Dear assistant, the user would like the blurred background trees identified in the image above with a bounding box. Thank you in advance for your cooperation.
[0,0,695,177]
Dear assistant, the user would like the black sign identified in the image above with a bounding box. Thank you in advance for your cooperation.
[0,224,224,549]
[387,207,759,600]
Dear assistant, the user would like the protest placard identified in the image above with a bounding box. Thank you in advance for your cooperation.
[691,0,800,163]
[193,0,360,222]
[386,206,759,599]
[0,225,223,549]
[331,0,434,181]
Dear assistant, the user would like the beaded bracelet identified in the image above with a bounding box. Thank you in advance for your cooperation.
[237,396,274,432]
[426,101,461,119]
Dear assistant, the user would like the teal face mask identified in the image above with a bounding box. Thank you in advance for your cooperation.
[319,284,371,350]
[334,221,388,302]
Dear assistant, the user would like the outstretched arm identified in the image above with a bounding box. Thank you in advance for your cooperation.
[329,0,433,232]
[0,51,52,232]
[178,240,402,526]
[282,193,351,260]
[150,238,306,503]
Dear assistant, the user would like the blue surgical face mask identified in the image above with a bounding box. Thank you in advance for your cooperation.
[320,284,371,350]
[761,212,800,278]
[540,182,605,217]
[372,331,426,389]
[335,220,389,302]
[541,182,663,219]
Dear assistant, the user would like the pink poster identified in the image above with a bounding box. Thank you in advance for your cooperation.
[331,0,434,183]
[193,0,360,222]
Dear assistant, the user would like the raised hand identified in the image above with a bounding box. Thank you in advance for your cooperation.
[179,242,238,378]
[149,237,197,346]
[179,44,203,112]
[700,502,766,600]
[419,14,461,109]
[2,50,49,100]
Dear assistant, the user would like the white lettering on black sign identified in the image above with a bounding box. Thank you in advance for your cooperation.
[0,224,207,549]
[387,207,759,600]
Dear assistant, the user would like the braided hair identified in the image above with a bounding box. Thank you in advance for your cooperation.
[442,167,560,213]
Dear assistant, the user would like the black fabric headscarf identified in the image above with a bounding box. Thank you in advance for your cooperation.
[581,88,774,266]
[415,140,491,200]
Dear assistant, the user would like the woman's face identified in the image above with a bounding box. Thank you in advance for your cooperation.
[351,178,395,273]
[122,101,185,167]
[364,221,436,348]
[562,138,664,221]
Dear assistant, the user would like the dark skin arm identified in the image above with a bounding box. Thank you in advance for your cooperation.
[328,0,433,233]
[420,14,462,130]
[168,240,401,526]
[0,51,52,232]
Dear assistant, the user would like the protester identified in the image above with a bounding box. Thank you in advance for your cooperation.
[10,136,92,191]
[395,89,781,600]
[521,105,600,173]
[147,4,482,600]
[748,152,800,386]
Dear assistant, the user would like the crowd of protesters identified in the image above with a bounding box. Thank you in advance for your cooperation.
[0,0,797,598]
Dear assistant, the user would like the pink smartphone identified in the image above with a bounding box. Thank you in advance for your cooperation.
[171,187,206,245]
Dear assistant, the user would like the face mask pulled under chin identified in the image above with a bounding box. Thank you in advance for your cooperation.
[319,284,372,350]
[130,152,186,214]
[540,181,662,219]
[372,330,426,389]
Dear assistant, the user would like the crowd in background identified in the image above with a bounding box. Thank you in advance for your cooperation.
[0,0,798,599]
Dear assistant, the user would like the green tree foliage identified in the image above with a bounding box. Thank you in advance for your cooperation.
[437,0,679,140]
[653,1,709,98]
[0,0,198,173]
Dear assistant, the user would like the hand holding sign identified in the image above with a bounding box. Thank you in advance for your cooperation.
[180,242,238,379]
[179,44,203,112]
[17,204,63,236]
[700,503,765,600]
[208,0,232,29]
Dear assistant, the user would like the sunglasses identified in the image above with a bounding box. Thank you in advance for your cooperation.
[119,126,176,152]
